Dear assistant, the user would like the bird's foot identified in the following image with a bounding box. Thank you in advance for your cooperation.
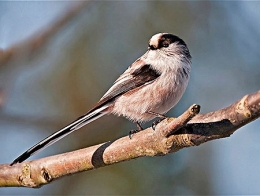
[129,122,143,139]
[147,111,167,131]
[152,119,163,130]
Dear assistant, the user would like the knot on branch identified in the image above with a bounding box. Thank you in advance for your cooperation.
[18,164,38,188]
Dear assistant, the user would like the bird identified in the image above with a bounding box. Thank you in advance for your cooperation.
[10,33,191,166]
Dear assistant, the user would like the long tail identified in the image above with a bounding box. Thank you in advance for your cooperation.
[10,105,108,166]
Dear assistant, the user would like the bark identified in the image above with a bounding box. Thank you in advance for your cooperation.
[0,90,259,188]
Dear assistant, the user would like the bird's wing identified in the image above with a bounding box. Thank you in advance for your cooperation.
[88,59,161,113]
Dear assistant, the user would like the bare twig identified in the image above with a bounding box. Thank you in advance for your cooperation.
[0,90,259,188]
[0,1,90,65]
[0,89,3,107]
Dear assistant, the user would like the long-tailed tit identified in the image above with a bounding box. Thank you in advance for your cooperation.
[11,33,191,165]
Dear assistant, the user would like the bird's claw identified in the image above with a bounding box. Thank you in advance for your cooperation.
[129,129,140,139]
[129,122,143,139]
[152,119,163,130]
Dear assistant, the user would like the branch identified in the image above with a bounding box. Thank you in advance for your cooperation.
[0,1,90,65]
[0,90,259,188]
[0,89,3,107]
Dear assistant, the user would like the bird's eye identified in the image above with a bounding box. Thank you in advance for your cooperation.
[162,43,169,48]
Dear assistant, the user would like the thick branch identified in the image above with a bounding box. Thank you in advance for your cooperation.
[0,90,259,188]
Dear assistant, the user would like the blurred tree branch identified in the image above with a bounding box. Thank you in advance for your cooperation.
[0,89,3,107]
[0,1,91,112]
[0,90,259,188]
[0,1,90,66]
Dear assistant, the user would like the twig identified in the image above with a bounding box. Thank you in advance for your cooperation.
[0,89,3,107]
[0,1,90,65]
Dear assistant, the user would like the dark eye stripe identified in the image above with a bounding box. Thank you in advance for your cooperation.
[161,34,187,46]
[158,40,170,48]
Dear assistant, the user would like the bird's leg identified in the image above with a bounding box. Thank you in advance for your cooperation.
[129,122,143,139]
[147,111,167,130]
[147,111,166,119]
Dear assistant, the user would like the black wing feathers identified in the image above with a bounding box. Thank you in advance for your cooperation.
[88,64,160,113]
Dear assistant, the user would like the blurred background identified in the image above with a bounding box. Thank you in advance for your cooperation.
[0,1,260,195]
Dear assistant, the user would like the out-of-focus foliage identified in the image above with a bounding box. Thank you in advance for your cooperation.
[0,1,260,195]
